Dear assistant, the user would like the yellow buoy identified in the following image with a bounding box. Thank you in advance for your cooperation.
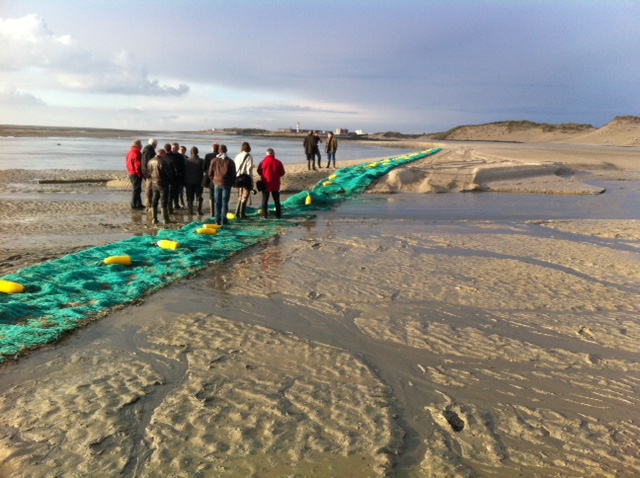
[0,280,25,294]
[226,212,236,220]
[323,181,333,187]
[104,255,132,266]
[197,227,218,235]
[328,174,337,180]
[305,194,312,205]
[157,239,180,250]
[203,223,222,229]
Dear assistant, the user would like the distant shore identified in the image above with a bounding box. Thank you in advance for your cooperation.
[3,115,640,146]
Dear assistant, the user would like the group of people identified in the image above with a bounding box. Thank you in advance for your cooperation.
[125,139,285,225]
[303,130,338,170]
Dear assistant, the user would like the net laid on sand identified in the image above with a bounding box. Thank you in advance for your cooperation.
[0,149,441,361]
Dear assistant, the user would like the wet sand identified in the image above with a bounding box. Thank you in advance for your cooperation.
[1,142,640,477]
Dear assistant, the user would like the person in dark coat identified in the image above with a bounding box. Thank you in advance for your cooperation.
[184,146,204,215]
[170,142,185,211]
[303,131,316,170]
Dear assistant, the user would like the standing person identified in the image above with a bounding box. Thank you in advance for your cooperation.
[141,138,157,210]
[146,149,173,224]
[125,139,145,210]
[257,148,285,219]
[170,143,185,211]
[202,142,220,217]
[313,131,322,167]
[325,132,338,168]
[161,143,177,214]
[178,145,188,208]
[303,131,316,170]
[208,144,236,226]
[233,142,254,219]
[184,146,204,215]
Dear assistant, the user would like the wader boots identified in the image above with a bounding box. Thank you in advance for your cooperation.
[161,208,172,224]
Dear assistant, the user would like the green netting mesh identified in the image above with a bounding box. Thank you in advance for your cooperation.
[0,148,441,360]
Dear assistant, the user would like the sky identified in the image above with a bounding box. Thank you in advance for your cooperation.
[1,0,639,134]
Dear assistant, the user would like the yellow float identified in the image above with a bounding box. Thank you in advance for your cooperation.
[0,280,25,294]
[226,212,236,220]
[104,255,132,266]
[305,194,312,205]
[202,223,222,229]
[197,227,217,235]
[323,181,333,187]
[157,240,180,250]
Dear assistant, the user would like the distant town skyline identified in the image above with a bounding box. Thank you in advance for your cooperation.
[1,1,638,134]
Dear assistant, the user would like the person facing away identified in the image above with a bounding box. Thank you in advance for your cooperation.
[324,132,338,168]
[208,144,236,225]
[184,146,205,215]
[169,142,185,211]
[202,142,220,216]
[257,148,285,219]
[313,131,322,166]
[233,141,254,219]
[162,143,178,214]
[177,145,188,208]
[125,139,145,210]
[303,130,316,170]
[146,149,173,224]
[141,138,157,209]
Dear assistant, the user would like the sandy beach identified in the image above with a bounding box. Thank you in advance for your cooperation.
[1,130,640,476]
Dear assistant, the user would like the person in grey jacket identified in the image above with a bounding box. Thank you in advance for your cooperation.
[184,146,204,215]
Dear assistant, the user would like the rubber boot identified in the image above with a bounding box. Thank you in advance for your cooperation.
[197,197,204,215]
[240,202,248,219]
[235,202,242,219]
[188,200,194,216]
[151,206,159,224]
[162,208,172,224]
[209,200,215,218]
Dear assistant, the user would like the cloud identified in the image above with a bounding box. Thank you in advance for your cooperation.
[238,104,358,115]
[0,14,189,96]
[0,86,46,106]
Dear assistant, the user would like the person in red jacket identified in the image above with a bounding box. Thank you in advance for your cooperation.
[125,139,144,210]
[256,148,285,219]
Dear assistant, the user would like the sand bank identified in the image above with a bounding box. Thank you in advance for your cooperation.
[1,142,639,476]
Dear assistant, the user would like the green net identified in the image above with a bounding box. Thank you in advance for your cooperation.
[0,148,441,361]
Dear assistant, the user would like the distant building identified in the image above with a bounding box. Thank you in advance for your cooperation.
[296,122,300,133]
[335,128,349,135]
[355,129,367,135]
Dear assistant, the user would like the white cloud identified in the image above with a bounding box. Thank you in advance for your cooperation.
[0,86,46,106]
[0,14,189,96]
